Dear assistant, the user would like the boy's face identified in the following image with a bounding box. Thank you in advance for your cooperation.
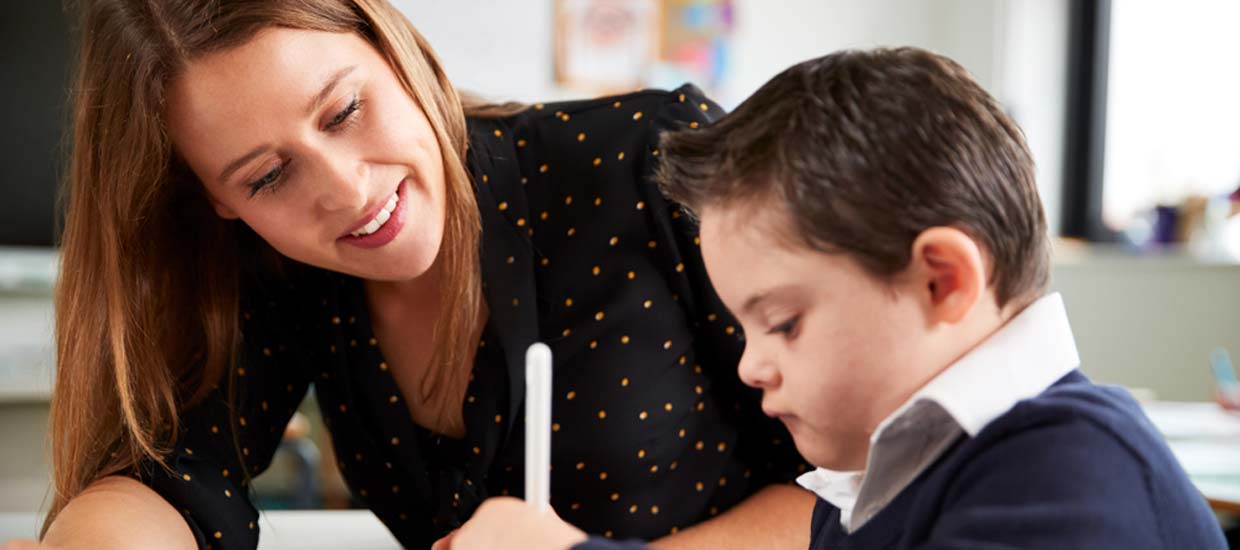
[700,203,942,471]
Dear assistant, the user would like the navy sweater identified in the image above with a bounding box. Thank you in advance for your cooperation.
[575,371,1227,549]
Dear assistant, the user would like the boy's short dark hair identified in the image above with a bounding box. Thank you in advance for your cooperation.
[657,47,1049,308]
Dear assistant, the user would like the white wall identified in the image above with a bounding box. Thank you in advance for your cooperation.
[394,0,1012,104]
[1001,0,1069,237]
[725,0,1009,106]
[723,0,936,106]
[1053,251,1240,401]
[391,1,1069,227]
[391,0,559,103]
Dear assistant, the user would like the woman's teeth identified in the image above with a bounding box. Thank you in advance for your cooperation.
[351,192,399,237]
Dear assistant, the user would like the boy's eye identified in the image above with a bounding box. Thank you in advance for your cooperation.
[767,315,800,338]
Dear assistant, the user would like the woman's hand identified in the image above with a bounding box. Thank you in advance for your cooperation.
[432,497,587,550]
[1,540,49,550]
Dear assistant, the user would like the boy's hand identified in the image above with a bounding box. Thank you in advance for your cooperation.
[432,497,587,550]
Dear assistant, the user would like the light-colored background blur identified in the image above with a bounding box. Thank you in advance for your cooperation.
[3,0,1239,521]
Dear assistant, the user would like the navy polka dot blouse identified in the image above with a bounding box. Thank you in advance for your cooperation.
[138,84,807,549]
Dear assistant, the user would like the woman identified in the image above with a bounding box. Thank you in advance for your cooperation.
[20,1,812,549]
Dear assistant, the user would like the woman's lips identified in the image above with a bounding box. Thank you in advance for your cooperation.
[342,189,396,237]
[339,180,408,249]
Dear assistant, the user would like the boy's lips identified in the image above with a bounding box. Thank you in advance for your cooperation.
[762,404,790,419]
[773,413,800,434]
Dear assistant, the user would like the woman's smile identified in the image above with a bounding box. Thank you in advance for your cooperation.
[340,178,409,249]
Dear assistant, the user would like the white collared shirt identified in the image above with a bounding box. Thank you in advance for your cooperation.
[796,292,1081,533]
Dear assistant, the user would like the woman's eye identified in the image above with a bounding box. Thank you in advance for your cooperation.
[326,98,362,129]
[248,163,285,197]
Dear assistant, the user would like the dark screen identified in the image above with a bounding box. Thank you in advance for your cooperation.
[0,2,75,247]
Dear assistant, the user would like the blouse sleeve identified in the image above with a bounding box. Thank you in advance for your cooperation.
[136,280,314,549]
[573,535,650,550]
[643,84,811,488]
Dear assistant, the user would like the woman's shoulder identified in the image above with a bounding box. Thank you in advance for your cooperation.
[467,83,717,136]
[527,83,712,120]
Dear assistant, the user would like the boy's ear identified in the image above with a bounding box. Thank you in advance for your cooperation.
[908,227,987,325]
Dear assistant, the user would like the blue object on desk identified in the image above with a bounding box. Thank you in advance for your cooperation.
[1211,348,1240,407]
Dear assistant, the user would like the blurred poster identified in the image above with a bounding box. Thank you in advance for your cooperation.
[554,0,733,96]
[554,0,661,93]
[653,0,734,93]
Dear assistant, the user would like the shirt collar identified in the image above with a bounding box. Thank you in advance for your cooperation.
[798,292,1081,530]
[903,291,1081,437]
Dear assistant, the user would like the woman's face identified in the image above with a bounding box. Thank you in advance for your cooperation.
[166,28,447,282]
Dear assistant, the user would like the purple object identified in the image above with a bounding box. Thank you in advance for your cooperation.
[1152,205,1179,244]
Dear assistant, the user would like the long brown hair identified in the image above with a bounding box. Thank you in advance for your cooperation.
[48,0,484,532]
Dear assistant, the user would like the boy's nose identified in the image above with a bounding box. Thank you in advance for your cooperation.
[737,347,781,389]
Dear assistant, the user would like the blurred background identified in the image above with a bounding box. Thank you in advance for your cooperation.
[2,0,1239,537]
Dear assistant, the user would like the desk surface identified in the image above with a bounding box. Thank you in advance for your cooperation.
[0,510,403,549]
[3,402,1234,546]
[1143,401,1240,514]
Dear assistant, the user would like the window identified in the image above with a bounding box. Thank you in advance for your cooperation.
[1101,0,1240,232]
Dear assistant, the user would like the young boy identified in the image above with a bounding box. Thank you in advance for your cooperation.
[436,48,1227,549]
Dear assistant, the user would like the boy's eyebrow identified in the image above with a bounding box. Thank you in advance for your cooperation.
[740,286,806,317]
[741,293,769,316]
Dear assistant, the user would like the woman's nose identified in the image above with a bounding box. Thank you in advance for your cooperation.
[313,150,369,212]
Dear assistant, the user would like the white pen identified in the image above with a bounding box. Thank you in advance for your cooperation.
[524,342,553,514]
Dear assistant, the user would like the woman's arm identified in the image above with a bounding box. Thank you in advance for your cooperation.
[3,476,196,550]
[651,484,815,550]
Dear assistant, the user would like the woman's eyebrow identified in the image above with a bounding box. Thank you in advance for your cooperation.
[305,65,357,116]
[219,145,272,185]
[217,65,358,185]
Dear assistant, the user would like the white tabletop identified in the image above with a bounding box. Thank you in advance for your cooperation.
[0,510,403,549]
[1142,401,1240,512]
[4,401,1233,546]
